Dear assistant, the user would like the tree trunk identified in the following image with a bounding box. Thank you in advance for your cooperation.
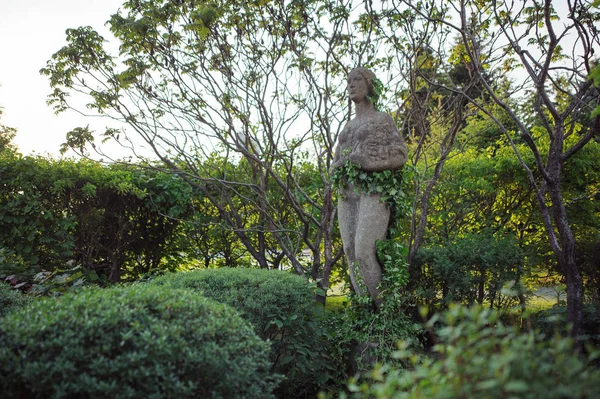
[547,146,583,338]
[552,193,584,338]
[477,271,485,305]
[108,259,121,282]
[564,258,584,338]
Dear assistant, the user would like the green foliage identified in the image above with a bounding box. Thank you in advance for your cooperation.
[331,157,413,287]
[377,239,410,291]
[588,63,600,117]
[0,247,28,282]
[367,77,386,111]
[0,156,196,282]
[562,140,600,300]
[28,262,103,296]
[427,143,533,242]
[330,157,420,375]
[0,284,278,399]
[0,246,103,297]
[192,154,320,272]
[150,268,329,398]
[0,155,78,269]
[331,159,412,221]
[430,127,600,303]
[325,248,421,378]
[342,305,600,399]
[410,232,525,312]
[0,283,31,317]
[528,302,600,345]
[0,107,17,155]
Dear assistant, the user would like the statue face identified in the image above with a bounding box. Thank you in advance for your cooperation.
[348,71,369,103]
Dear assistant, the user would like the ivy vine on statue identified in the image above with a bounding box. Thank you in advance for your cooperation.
[331,68,408,305]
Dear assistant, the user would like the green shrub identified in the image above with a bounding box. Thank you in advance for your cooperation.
[151,268,328,398]
[410,233,525,312]
[0,284,278,399]
[342,305,600,399]
[0,283,30,317]
[0,157,196,282]
[529,302,600,343]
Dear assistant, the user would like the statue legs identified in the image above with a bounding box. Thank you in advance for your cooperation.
[338,186,362,295]
[338,186,390,303]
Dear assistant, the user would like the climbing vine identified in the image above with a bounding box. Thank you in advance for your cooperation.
[331,157,414,302]
[330,157,417,363]
[366,77,385,111]
[331,157,412,222]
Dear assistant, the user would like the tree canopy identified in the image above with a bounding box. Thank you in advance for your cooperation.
[38,0,600,333]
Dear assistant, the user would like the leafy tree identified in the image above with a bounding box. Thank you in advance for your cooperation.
[396,0,600,338]
[0,106,17,155]
[427,139,534,242]
[40,0,390,302]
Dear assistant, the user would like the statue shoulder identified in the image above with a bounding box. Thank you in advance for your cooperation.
[367,112,402,144]
[374,112,397,131]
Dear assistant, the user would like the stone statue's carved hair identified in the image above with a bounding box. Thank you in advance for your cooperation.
[349,67,377,98]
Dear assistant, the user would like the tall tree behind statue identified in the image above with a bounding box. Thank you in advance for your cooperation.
[386,0,600,338]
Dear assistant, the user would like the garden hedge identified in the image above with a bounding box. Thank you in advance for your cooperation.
[0,283,278,398]
[151,268,328,398]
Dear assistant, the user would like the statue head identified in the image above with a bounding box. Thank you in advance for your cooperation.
[348,68,380,108]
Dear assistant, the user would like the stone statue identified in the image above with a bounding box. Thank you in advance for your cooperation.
[331,68,408,304]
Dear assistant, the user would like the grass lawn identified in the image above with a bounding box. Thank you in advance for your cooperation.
[325,295,348,311]
[324,288,562,313]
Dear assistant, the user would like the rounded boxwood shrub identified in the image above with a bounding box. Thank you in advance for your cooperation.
[0,284,278,399]
[151,268,328,398]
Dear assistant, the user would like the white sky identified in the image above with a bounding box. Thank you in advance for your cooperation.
[0,0,125,158]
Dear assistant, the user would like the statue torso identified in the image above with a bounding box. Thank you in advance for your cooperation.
[335,111,407,172]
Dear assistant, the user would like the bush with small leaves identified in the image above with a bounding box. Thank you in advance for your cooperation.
[0,282,31,317]
[151,268,328,398]
[529,303,600,345]
[0,284,278,399]
[341,305,600,399]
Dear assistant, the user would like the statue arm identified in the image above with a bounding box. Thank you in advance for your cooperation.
[331,146,344,171]
[331,138,358,171]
